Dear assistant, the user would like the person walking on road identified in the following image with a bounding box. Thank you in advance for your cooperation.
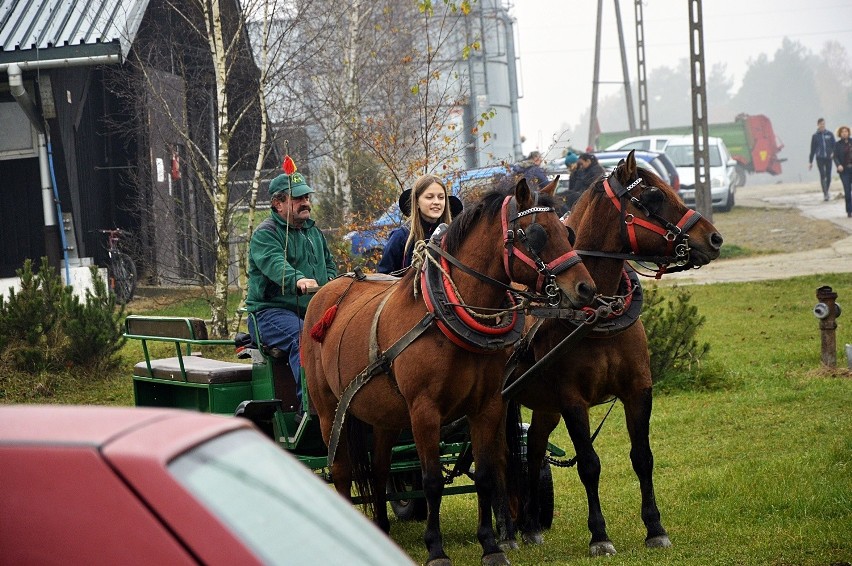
[809,117,836,201]
[833,125,852,218]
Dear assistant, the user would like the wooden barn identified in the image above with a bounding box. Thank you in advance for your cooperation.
[0,0,270,294]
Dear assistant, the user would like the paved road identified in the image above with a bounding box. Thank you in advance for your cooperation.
[662,180,852,285]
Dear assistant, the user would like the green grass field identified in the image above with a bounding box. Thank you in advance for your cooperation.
[2,274,850,565]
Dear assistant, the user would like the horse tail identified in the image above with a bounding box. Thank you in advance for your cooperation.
[346,415,377,519]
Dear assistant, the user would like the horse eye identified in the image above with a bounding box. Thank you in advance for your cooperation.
[525,223,547,253]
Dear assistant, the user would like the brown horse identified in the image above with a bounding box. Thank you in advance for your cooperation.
[504,151,723,556]
[302,179,596,565]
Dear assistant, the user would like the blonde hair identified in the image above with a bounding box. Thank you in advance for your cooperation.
[404,174,452,256]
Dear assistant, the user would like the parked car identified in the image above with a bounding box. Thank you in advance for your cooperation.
[344,165,509,262]
[661,135,737,211]
[547,150,681,205]
[605,134,736,211]
[605,135,675,153]
[0,405,414,565]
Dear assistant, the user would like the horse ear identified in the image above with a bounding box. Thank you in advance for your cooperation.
[625,150,637,178]
[515,177,533,208]
[539,175,559,196]
[615,151,637,184]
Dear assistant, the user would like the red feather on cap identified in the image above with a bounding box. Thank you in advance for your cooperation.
[282,155,297,175]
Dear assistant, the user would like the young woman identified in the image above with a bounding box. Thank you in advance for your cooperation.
[377,174,462,274]
[833,125,852,218]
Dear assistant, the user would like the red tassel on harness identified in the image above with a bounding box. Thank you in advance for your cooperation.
[309,304,338,343]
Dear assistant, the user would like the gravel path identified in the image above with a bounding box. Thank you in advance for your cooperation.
[661,181,852,285]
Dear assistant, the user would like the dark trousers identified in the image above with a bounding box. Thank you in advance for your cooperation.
[840,168,852,215]
[248,308,304,402]
[816,157,833,194]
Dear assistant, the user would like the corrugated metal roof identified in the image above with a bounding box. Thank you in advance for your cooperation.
[0,0,149,64]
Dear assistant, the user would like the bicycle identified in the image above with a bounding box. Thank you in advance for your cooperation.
[98,229,137,304]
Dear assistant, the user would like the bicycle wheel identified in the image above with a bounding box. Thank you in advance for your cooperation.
[110,252,137,304]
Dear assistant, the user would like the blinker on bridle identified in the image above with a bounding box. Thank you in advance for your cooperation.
[602,168,703,278]
[502,194,582,306]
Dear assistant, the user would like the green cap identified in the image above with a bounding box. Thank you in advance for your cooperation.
[269,172,314,197]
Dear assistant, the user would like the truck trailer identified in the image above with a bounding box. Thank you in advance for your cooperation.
[597,113,785,186]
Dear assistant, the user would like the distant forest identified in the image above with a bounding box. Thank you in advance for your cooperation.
[564,38,852,182]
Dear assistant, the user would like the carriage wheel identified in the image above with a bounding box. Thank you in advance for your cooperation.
[538,462,555,530]
[388,471,428,521]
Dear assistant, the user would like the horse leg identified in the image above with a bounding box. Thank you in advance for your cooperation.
[623,387,671,549]
[562,404,616,557]
[468,400,511,566]
[370,427,400,534]
[520,410,561,545]
[410,410,451,566]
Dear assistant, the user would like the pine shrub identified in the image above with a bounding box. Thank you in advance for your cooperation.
[642,285,714,390]
[61,266,126,368]
[0,258,125,374]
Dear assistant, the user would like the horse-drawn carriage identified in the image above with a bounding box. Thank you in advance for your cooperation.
[127,153,723,564]
[124,310,563,521]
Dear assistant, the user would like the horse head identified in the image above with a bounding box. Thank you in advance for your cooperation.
[502,177,596,308]
[554,150,723,275]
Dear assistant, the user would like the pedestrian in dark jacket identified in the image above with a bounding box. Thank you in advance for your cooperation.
[809,117,836,200]
[833,125,852,217]
[246,171,338,401]
[565,152,605,211]
[511,151,550,190]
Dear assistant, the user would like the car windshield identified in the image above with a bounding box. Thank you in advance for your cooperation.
[169,429,412,565]
[665,144,723,167]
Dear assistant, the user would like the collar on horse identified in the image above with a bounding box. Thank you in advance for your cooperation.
[421,240,525,353]
[574,172,702,279]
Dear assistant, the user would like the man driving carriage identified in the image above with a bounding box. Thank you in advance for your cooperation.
[246,172,338,402]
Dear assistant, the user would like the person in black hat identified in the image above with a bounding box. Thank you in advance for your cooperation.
[246,172,337,403]
[564,152,605,212]
[377,174,463,274]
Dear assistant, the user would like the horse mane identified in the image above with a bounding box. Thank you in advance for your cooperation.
[444,188,558,256]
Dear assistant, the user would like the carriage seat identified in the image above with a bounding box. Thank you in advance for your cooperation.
[133,356,252,384]
[125,315,253,414]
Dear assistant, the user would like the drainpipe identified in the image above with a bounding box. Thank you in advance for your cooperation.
[5,55,120,282]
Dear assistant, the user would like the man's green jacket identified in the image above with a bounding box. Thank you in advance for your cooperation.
[246,211,337,314]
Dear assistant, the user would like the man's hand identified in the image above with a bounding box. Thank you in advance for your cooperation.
[808,162,813,170]
[296,278,319,295]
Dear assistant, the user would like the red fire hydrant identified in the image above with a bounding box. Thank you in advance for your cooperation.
[814,286,842,367]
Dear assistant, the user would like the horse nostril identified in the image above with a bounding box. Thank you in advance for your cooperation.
[710,232,724,250]
[577,282,596,305]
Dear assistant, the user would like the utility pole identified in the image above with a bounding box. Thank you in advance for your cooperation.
[634,0,649,133]
[588,0,603,149]
[613,0,636,134]
[689,0,712,221]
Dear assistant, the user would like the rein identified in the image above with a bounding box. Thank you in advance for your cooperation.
[574,173,702,279]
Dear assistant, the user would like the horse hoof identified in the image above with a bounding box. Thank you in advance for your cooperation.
[521,531,544,546]
[646,534,672,548]
[481,551,510,566]
[426,559,452,566]
[589,541,617,557]
[498,539,519,552]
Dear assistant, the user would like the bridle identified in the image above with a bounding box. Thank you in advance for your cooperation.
[501,194,582,305]
[574,167,702,278]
